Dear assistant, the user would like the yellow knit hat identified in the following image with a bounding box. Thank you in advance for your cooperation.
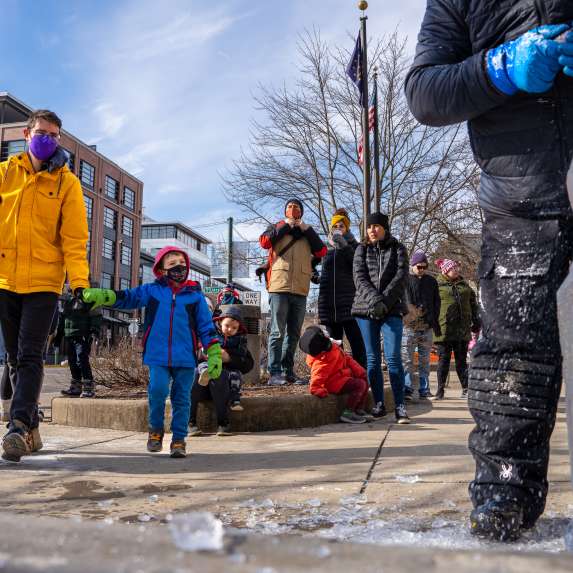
[330,209,350,231]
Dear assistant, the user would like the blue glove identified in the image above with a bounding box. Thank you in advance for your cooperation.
[486,24,570,95]
[557,30,573,76]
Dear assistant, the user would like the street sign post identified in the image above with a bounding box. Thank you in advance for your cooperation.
[242,291,261,306]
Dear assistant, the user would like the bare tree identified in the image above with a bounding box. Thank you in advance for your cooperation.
[222,28,481,257]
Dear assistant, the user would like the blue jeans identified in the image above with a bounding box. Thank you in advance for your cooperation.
[268,293,307,377]
[148,366,195,440]
[401,328,432,395]
[357,316,405,407]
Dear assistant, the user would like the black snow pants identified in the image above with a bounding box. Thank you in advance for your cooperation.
[468,210,573,526]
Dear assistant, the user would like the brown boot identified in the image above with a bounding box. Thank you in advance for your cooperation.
[146,429,164,453]
[29,427,43,452]
[2,419,32,462]
[170,439,186,458]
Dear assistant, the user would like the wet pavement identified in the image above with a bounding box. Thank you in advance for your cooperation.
[0,371,571,556]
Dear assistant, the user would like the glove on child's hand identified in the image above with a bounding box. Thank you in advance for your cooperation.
[206,343,223,380]
[82,288,116,310]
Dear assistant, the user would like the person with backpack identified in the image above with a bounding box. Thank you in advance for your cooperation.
[259,199,326,386]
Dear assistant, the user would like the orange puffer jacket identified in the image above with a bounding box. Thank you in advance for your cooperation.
[306,344,366,398]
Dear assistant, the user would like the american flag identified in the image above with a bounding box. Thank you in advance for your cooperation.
[357,101,376,166]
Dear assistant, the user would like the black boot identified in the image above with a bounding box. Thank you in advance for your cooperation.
[431,385,445,401]
[61,379,82,397]
[81,379,95,398]
[470,501,524,542]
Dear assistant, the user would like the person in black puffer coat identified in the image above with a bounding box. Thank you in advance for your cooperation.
[352,212,409,424]
[406,1,573,541]
[318,209,365,367]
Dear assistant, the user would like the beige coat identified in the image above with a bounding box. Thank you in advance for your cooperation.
[268,235,313,296]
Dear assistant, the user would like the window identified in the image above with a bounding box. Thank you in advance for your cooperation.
[101,273,114,289]
[83,195,93,219]
[120,278,131,290]
[123,186,135,210]
[105,175,119,201]
[121,245,132,266]
[62,148,75,172]
[141,225,176,240]
[103,206,117,229]
[103,238,115,260]
[122,216,133,237]
[0,140,25,161]
[79,160,95,189]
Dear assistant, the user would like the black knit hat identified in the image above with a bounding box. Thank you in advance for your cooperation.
[285,198,304,217]
[366,212,389,230]
[299,326,332,357]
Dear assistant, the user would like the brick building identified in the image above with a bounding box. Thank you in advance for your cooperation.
[0,92,144,292]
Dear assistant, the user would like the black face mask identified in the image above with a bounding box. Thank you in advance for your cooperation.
[166,265,187,283]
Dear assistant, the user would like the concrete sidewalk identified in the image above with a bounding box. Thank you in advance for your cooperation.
[0,380,571,559]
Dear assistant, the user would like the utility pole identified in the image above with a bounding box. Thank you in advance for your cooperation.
[372,66,381,211]
[227,216,233,284]
[359,1,371,232]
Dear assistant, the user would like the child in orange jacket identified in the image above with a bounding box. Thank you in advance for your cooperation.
[299,326,369,424]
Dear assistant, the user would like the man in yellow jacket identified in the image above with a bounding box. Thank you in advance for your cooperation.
[0,109,89,462]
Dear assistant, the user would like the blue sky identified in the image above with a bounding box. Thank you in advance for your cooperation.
[1,0,424,242]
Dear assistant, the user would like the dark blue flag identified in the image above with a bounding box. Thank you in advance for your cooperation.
[346,33,363,104]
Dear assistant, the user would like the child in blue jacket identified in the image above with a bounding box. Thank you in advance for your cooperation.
[81,246,222,458]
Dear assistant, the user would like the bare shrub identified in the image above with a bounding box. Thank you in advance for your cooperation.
[92,338,149,390]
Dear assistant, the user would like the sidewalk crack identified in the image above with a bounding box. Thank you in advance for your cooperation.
[359,425,391,495]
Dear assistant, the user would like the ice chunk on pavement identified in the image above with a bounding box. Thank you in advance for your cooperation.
[138,514,152,522]
[148,494,159,502]
[306,498,322,507]
[395,475,420,484]
[169,512,224,552]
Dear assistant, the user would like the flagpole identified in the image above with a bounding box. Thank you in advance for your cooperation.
[359,1,371,231]
[372,66,381,211]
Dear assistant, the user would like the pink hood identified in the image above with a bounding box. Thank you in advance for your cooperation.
[152,246,190,279]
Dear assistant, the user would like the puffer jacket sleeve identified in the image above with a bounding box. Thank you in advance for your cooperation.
[353,243,384,310]
[379,242,409,311]
[307,355,329,398]
[194,293,219,349]
[303,226,327,258]
[114,284,153,309]
[404,0,508,127]
[60,177,90,291]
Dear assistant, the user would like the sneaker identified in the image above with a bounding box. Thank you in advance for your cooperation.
[470,501,524,542]
[371,402,387,418]
[268,374,287,387]
[404,392,413,402]
[81,380,95,399]
[216,424,232,436]
[419,391,433,399]
[395,404,411,424]
[2,420,31,462]
[198,368,210,387]
[189,425,202,437]
[61,379,82,397]
[286,375,308,386]
[461,388,468,398]
[230,401,244,412]
[339,409,367,424]
[355,409,374,421]
[430,388,445,401]
[404,386,414,398]
[170,440,186,458]
[146,429,164,452]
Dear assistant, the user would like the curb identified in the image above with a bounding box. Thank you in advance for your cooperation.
[51,387,395,433]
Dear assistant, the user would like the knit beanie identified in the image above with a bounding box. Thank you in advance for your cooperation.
[285,198,304,217]
[410,250,428,266]
[330,208,351,231]
[436,258,459,275]
[366,212,389,230]
[299,326,332,357]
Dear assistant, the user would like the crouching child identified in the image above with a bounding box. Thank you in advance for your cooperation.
[82,246,221,458]
[190,307,254,436]
[299,326,370,424]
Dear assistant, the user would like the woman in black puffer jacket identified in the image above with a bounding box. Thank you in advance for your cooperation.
[318,209,365,367]
[352,212,409,423]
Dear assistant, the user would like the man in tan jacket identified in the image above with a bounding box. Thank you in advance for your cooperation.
[259,199,326,386]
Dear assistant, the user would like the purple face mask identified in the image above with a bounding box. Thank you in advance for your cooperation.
[29,134,58,161]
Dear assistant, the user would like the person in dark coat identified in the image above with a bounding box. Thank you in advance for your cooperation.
[401,251,441,400]
[405,1,573,540]
[352,212,410,424]
[318,209,366,367]
[433,259,480,401]
[60,294,102,398]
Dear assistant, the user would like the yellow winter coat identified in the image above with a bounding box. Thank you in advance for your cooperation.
[0,152,89,294]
